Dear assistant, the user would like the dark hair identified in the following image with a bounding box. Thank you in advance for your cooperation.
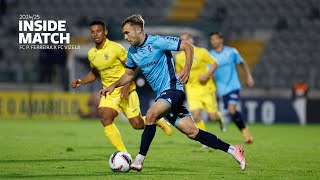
[210,32,223,38]
[121,14,144,29]
[89,20,106,29]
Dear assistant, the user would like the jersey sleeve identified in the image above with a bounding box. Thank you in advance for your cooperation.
[117,44,128,62]
[233,48,243,64]
[87,51,95,69]
[209,50,221,66]
[125,49,137,70]
[157,36,181,51]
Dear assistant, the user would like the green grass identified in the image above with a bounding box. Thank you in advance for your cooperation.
[0,119,320,179]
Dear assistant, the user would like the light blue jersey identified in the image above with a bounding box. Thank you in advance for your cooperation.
[210,46,243,96]
[126,35,184,98]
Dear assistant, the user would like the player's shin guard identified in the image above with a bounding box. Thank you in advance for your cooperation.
[194,129,230,152]
[142,116,146,125]
[143,116,172,136]
[139,124,156,156]
[104,123,127,152]
[230,111,246,131]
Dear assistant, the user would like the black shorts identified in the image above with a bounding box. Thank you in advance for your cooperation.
[156,89,191,127]
[222,90,240,110]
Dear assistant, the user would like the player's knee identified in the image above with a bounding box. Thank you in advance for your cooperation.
[228,108,236,115]
[132,123,144,130]
[130,118,145,129]
[99,114,111,125]
[146,110,158,124]
[192,114,201,123]
[186,127,199,139]
[191,111,201,122]
[210,113,219,121]
[187,131,198,139]
[100,117,113,126]
[98,109,117,126]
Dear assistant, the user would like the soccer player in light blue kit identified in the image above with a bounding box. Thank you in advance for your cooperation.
[209,32,254,144]
[100,15,246,171]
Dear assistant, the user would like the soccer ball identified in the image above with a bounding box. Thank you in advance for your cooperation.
[108,151,132,172]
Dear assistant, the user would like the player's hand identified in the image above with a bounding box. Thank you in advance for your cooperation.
[199,74,210,84]
[178,68,190,85]
[120,85,130,100]
[71,79,82,88]
[99,84,116,98]
[247,77,255,87]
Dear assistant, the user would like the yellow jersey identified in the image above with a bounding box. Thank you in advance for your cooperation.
[175,45,216,93]
[88,39,135,94]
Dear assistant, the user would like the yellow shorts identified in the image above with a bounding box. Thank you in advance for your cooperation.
[99,90,141,119]
[186,91,219,114]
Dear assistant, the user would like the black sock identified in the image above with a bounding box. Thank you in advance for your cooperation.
[231,111,246,130]
[194,129,230,152]
[139,124,156,156]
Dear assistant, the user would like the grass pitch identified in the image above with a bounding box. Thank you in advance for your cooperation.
[0,119,320,179]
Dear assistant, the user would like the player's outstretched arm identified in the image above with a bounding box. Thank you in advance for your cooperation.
[178,40,194,84]
[199,61,218,84]
[71,69,99,88]
[99,68,136,96]
[240,60,255,87]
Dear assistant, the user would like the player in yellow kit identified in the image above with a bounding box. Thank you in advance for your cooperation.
[71,20,172,152]
[175,33,226,136]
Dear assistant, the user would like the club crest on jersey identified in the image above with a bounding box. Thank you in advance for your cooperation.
[104,53,109,60]
[148,44,153,52]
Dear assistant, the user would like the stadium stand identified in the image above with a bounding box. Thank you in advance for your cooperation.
[0,0,174,84]
[200,0,320,89]
[168,0,206,22]
[0,0,319,90]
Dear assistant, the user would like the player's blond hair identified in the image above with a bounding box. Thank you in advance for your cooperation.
[121,14,145,30]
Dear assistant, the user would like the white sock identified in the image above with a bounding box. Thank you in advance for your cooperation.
[136,154,145,162]
[227,145,236,156]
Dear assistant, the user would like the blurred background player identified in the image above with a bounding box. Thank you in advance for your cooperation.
[78,93,100,119]
[175,33,226,138]
[71,20,172,152]
[101,14,246,172]
[209,32,254,144]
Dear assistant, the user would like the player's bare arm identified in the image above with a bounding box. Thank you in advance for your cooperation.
[240,60,254,87]
[118,58,132,99]
[71,68,99,88]
[99,68,135,96]
[178,40,194,84]
[119,68,141,99]
[199,61,218,84]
